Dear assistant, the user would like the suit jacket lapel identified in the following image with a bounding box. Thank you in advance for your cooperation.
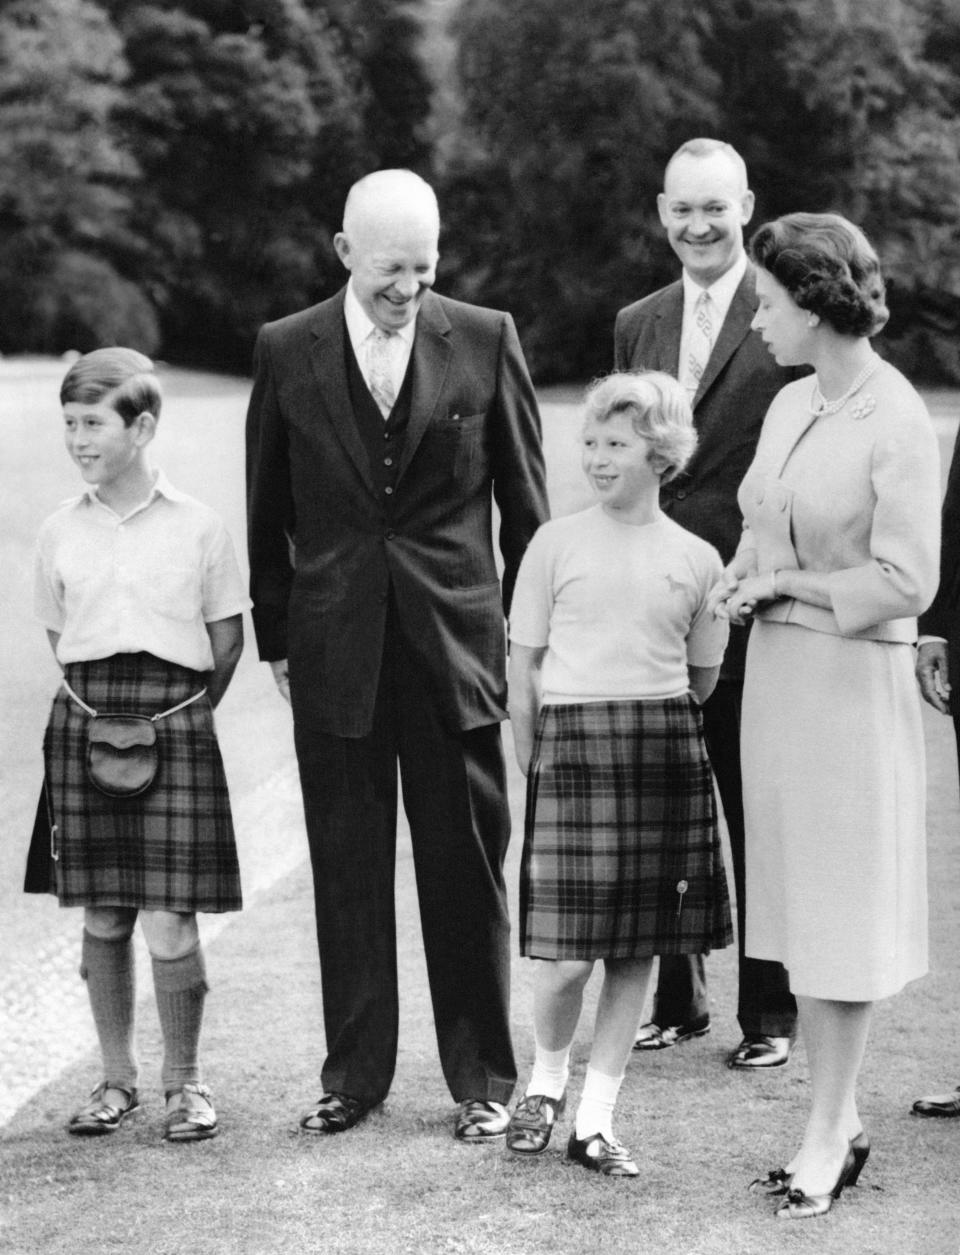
[398,292,452,483]
[308,290,377,497]
[695,269,757,407]
[653,284,683,376]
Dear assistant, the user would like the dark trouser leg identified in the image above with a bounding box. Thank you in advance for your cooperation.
[393,632,516,1106]
[702,678,796,1039]
[293,672,400,1108]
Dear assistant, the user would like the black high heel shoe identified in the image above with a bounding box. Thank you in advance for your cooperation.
[846,1129,870,1186]
[748,1166,791,1196]
[775,1147,855,1220]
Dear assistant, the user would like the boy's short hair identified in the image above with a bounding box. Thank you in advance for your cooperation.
[583,371,697,483]
[60,347,162,425]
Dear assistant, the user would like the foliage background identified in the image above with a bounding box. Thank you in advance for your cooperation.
[2,0,959,382]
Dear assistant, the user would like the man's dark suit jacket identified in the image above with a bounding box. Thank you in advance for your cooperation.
[246,286,548,737]
[614,268,797,678]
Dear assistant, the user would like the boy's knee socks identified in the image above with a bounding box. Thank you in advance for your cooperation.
[151,944,208,1094]
[80,929,138,1090]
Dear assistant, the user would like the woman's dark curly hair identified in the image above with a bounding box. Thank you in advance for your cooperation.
[749,212,888,338]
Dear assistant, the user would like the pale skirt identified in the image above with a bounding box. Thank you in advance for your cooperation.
[742,618,927,1001]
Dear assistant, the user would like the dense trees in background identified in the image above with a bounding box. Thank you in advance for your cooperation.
[0,0,432,366]
[445,0,960,381]
[1,0,959,381]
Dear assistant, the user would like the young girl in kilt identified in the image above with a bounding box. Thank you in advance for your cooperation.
[506,371,732,1176]
[26,348,248,1142]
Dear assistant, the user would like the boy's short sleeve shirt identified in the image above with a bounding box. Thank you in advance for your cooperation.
[35,471,250,672]
[510,505,728,702]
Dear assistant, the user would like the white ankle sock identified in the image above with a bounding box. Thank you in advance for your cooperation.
[526,1041,571,1102]
[574,1065,624,1141]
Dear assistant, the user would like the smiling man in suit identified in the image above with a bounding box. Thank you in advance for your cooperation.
[615,138,798,1068]
[246,169,548,1139]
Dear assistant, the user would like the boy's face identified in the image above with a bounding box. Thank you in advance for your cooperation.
[63,399,148,492]
[581,412,663,514]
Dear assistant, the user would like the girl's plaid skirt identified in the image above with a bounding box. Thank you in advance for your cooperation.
[25,653,242,913]
[520,696,732,960]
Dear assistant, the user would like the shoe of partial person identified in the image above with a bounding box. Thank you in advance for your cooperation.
[775,1148,855,1220]
[506,1093,566,1156]
[847,1130,870,1184]
[454,1099,510,1142]
[163,1082,219,1142]
[748,1166,792,1196]
[566,1131,639,1177]
[727,1035,791,1069]
[911,1085,960,1118]
[632,1017,710,1051]
[300,1092,371,1135]
[67,1082,140,1136]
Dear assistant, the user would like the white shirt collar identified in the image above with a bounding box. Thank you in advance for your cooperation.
[82,469,186,519]
[343,280,417,353]
[681,252,748,322]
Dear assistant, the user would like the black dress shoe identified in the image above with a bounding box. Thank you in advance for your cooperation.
[775,1148,855,1220]
[454,1099,509,1141]
[632,1017,710,1051]
[506,1093,566,1156]
[912,1085,960,1118]
[299,1092,371,1134]
[727,1035,791,1068]
[566,1131,639,1177]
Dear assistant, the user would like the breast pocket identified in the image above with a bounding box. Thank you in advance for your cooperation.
[420,411,487,480]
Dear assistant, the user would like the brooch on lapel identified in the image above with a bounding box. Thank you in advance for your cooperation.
[848,393,877,421]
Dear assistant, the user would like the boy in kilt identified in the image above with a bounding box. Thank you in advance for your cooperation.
[506,371,733,1176]
[26,348,249,1142]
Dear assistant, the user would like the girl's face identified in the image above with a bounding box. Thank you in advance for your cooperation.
[751,267,815,366]
[581,411,662,514]
[63,399,146,492]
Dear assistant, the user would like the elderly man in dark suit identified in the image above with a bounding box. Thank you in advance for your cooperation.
[246,169,548,1139]
[614,138,798,1068]
[913,427,960,1117]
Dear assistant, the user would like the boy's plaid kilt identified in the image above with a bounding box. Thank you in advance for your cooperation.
[520,696,732,960]
[27,652,242,913]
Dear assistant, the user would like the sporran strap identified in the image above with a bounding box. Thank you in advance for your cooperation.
[61,678,207,721]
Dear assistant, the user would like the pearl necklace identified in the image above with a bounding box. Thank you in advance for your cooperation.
[809,356,881,417]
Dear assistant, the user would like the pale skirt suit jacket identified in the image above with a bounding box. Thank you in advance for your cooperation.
[735,359,940,1001]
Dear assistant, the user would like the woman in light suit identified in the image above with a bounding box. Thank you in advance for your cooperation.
[712,213,940,1220]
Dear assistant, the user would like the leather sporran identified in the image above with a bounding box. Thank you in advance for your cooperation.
[86,714,159,798]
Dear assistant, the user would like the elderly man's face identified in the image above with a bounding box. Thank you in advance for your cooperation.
[657,152,754,288]
[335,207,439,332]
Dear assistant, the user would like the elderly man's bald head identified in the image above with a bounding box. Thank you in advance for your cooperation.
[335,169,441,333]
[342,170,440,240]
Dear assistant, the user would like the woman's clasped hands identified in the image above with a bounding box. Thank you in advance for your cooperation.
[708,564,778,625]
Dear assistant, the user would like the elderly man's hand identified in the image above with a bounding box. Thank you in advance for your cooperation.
[270,659,291,705]
[916,641,952,715]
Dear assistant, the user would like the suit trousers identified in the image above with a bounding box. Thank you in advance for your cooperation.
[651,677,797,1038]
[292,608,517,1108]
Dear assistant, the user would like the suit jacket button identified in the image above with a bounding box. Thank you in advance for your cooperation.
[385,530,395,540]
[384,486,393,495]
[675,489,687,500]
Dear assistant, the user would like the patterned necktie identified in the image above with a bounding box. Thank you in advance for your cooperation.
[683,290,714,398]
[367,328,397,418]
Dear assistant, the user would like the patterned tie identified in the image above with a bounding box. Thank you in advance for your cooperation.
[367,328,397,418]
[683,290,714,398]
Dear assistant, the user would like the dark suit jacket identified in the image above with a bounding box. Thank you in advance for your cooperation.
[614,267,801,679]
[246,287,548,737]
[919,424,960,666]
